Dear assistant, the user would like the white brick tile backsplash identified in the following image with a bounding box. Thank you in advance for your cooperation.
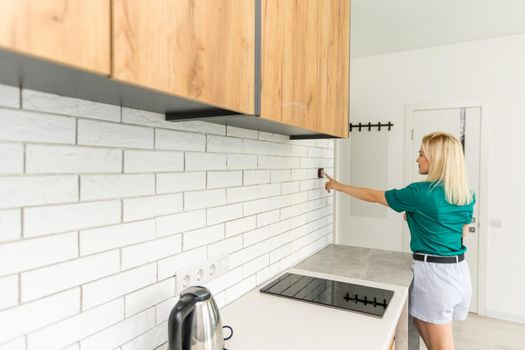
[0,288,80,344]
[225,216,256,237]
[183,224,224,250]
[156,210,206,237]
[206,267,243,296]
[281,181,300,194]
[156,172,206,194]
[184,188,226,210]
[176,120,226,135]
[155,129,205,151]
[78,119,153,149]
[269,244,291,264]
[81,174,155,200]
[270,143,291,156]
[0,337,26,350]
[62,343,80,350]
[80,308,155,350]
[242,139,270,154]
[121,234,182,270]
[123,193,183,222]
[291,169,308,181]
[270,170,291,183]
[26,144,122,174]
[242,254,269,277]
[124,150,183,173]
[26,298,124,350]
[82,263,157,310]
[307,146,323,157]
[0,143,23,174]
[23,200,121,237]
[315,139,329,148]
[0,93,333,345]
[229,236,280,269]
[0,209,21,242]
[121,322,167,350]
[21,251,120,302]
[300,179,317,192]
[243,169,270,185]
[23,89,120,122]
[185,152,227,171]
[256,209,280,227]
[323,148,334,158]
[0,275,18,310]
[243,220,290,247]
[291,145,308,157]
[125,278,175,317]
[0,84,19,108]
[80,220,156,255]
[207,135,243,153]
[243,198,270,216]
[0,232,77,276]
[156,297,178,324]
[157,246,207,281]
[225,275,256,304]
[227,153,257,169]
[258,131,288,143]
[0,109,75,144]
[0,175,78,209]
[207,235,243,257]
[207,203,243,225]
[207,171,243,189]
[256,262,280,285]
[121,107,172,129]
[226,125,258,139]
[226,185,258,203]
[257,183,281,198]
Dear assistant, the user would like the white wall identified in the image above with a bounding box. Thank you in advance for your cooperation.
[0,86,334,349]
[336,33,525,323]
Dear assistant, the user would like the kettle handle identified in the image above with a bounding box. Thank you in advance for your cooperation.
[168,293,198,350]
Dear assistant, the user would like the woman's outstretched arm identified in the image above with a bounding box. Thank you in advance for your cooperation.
[325,175,389,207]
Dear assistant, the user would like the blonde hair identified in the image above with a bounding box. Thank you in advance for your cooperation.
[420,132,473,205]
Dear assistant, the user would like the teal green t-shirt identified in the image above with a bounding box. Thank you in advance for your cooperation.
[385,182,475,256]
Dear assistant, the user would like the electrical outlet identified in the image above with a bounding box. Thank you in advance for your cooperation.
[175,254,229,294]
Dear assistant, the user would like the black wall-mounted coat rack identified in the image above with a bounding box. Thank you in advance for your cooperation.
[350,122,393,132]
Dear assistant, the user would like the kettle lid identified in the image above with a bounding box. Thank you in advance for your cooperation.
[180,286,211,302]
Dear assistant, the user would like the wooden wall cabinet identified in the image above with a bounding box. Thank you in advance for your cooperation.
[0,0,349,138]
[0,0,110,75]
[112,0,255,115]
[261,0,350,138]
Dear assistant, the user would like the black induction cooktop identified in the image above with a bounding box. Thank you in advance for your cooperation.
[260,273,394,318]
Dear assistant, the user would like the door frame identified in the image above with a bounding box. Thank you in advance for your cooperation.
[404,100,491,316]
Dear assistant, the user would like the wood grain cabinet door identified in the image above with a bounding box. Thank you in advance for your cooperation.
[317,0,350,138]
[261,0,350,137]
[0,0,110,75]
[112,0,255,115]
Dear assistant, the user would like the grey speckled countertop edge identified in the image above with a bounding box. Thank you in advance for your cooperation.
[294,244,414,288]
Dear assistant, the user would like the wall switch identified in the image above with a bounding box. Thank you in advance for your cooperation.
[175,254,229,294]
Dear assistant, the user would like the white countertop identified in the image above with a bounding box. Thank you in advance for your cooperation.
[220,268,408,350]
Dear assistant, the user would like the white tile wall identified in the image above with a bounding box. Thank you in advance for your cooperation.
[0,83,334,349]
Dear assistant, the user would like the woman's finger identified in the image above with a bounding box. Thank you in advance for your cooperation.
[325,174,333,181]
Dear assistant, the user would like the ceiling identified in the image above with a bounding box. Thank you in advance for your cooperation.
[351,0,525,57]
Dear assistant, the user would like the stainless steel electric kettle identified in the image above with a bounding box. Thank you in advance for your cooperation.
[168,286,224,350]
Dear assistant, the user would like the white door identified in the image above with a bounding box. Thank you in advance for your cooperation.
[405,106,481,313]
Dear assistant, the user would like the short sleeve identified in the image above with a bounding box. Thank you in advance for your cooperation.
[465,192,476,224]
[385,183,419,213]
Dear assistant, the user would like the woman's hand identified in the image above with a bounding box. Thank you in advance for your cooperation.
[324,175,339,193]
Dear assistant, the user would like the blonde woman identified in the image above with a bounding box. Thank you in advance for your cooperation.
[325,132,475,350]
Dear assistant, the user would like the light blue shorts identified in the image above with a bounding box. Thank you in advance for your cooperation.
[409,257,472,324]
